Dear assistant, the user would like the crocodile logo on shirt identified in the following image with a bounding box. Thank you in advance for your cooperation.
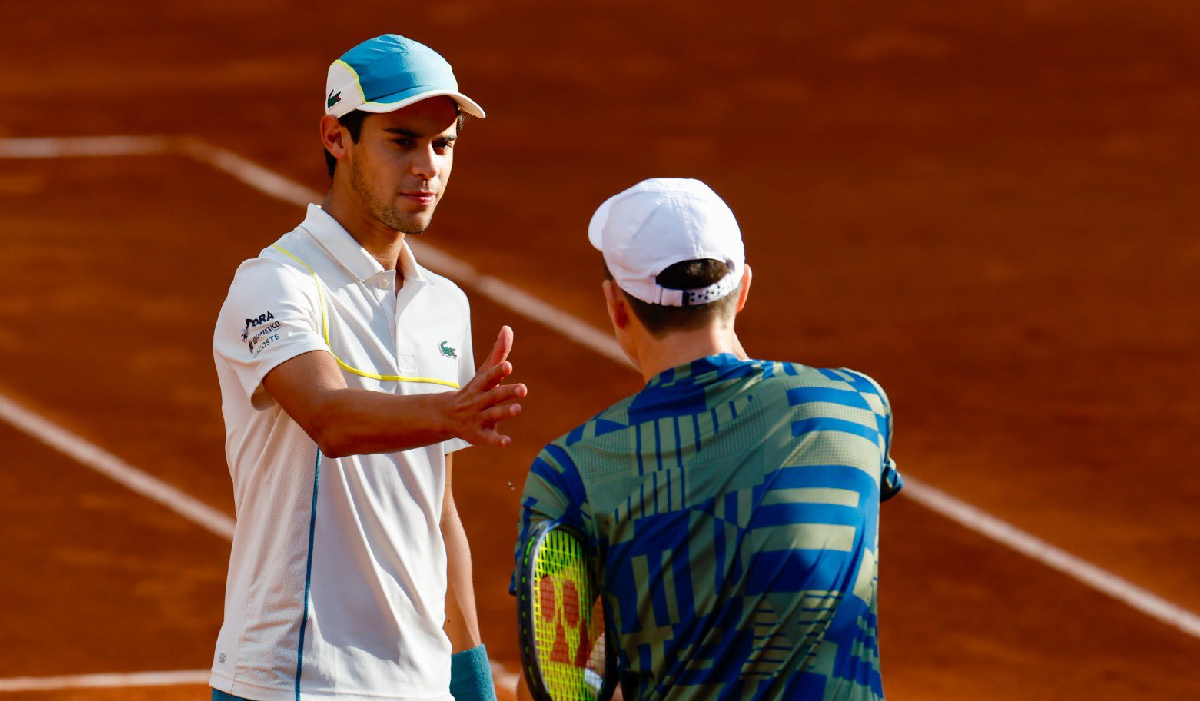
[439,341,457,359]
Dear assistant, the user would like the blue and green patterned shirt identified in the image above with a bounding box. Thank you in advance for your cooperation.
[514,354,902,701]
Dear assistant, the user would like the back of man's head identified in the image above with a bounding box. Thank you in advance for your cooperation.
[590,178,745,338]
[608,258,740,337]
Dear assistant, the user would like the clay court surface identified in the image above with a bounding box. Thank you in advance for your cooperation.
[3,2,1200,699]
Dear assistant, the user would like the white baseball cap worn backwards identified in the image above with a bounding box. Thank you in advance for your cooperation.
[588,178,745,307]
[325,34,486,119]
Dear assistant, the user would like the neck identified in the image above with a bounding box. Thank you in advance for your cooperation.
[321,189,405,272]
[634,325,747,383]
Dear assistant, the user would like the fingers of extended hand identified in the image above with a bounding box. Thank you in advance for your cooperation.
[450,371,526,446]
[474,429,512,448]
[481,401,522,424]
[485,325,514,368]
[473,360,513,392]
[451,326,524,446]
[483,382,527,407]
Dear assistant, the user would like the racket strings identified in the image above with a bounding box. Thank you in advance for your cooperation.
[530,530,608,701]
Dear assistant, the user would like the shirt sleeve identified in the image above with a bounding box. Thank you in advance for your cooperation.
[866,373,904,502]
[213,257,330,401]
[509,443,590,595]
[839,368,902,502]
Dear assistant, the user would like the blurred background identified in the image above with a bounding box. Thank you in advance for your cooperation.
[1,1,1199,699]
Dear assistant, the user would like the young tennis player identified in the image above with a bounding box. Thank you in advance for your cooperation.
[211,35,521,701]
[512,178,902,701]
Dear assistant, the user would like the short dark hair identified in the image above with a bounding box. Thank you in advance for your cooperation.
[323,110,468,178]
[610,259,742,338]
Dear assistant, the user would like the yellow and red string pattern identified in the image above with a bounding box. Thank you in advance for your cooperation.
[531,529,606,701]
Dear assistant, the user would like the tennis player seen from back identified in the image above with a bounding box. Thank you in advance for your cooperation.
[513,178,903,701]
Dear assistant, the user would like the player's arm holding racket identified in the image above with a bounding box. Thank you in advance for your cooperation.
[512,449,617,701]
[512,448,588,593]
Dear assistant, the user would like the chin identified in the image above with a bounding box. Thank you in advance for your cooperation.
[405,217,434,235]
[383,212,434,235]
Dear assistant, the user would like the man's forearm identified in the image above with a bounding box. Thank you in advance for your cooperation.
[309,388,454,457]
[443,483,482,651]
[262,329,524,456]
[444,523,483,651]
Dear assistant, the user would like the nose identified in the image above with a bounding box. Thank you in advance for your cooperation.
[411,143,440,180]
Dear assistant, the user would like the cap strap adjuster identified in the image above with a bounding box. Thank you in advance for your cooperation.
[649,273,738,307]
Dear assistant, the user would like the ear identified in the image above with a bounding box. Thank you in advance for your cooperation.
[602,280,629,330]
[735,264,753,313]
[320,114,349,161]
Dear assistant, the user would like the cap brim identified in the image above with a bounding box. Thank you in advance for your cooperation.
[356,87,486,118]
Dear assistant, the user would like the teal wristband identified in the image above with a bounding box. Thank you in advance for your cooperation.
[450,644,497,701]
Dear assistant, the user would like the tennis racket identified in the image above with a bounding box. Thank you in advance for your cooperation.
[517,520,616,701]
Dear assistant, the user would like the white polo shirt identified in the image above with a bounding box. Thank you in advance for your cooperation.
[210,204,475,701]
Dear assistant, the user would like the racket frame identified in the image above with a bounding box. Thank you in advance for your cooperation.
[516,520,616,701]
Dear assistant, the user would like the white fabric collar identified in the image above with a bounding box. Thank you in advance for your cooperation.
[300,204,428,284]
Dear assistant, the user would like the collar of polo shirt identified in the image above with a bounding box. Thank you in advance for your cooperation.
[301,204,429,285]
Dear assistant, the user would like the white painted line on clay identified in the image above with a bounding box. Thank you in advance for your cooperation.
[0,135,172,158]
[0,391,235,540]
[901,475,1200,639]
[0,669,211,692]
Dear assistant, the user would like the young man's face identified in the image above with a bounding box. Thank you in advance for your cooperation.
[343,96,459,235]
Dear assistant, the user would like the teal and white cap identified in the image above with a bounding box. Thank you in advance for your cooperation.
[588,178,745,307]
[325,34,486,119]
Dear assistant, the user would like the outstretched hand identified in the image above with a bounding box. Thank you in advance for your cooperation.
[446,326,527,447]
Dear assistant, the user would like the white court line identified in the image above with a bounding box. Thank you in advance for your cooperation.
[902,476,1200,639]
[0,670,211,692]
[0,391,235,540]
[0,135,172,158]
[0,668,515,695]
[177,137,319,217]
[0,133,1194,674]
[0,667,517,694]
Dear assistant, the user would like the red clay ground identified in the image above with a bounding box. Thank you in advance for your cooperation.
[2,1,1199,700]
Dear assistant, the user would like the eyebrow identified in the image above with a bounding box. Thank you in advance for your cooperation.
[383,127,457,140]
